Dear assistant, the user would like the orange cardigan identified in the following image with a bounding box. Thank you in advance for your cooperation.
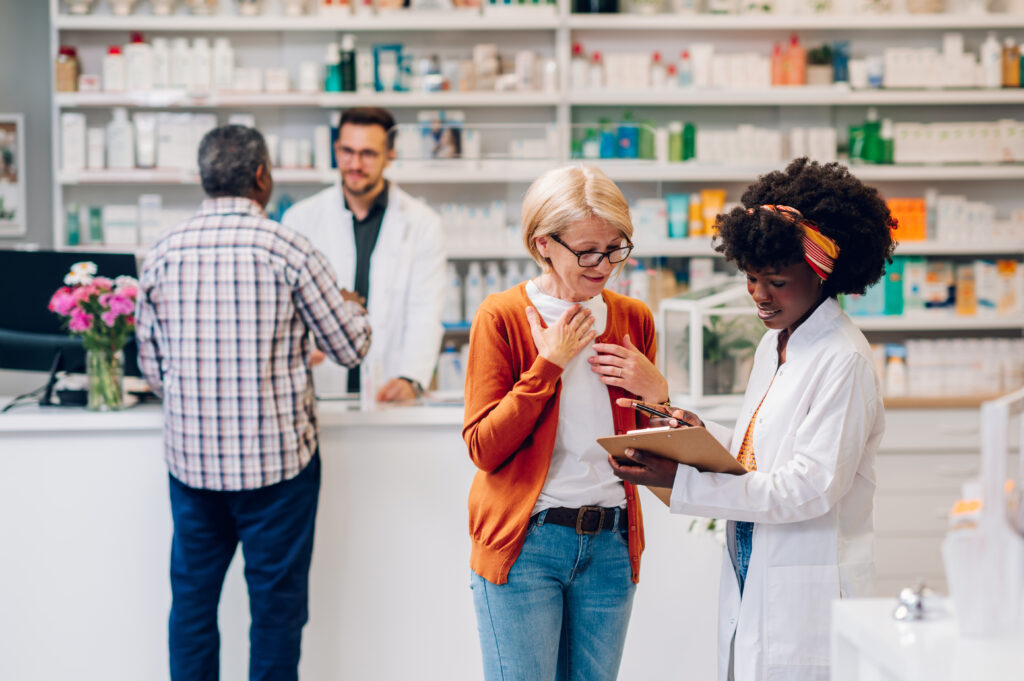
[463,282,656,585]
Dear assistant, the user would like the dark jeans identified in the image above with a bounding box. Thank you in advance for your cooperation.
[168,452,321,681]
[735,520,754,597]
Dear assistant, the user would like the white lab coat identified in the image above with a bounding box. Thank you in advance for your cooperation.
[669,298,884,681]
[282,181,446,394]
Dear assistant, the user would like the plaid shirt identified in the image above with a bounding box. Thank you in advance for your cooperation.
[136,197,371,491]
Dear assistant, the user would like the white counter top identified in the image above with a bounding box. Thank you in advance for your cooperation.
[832,598,1024,681]
[0,398,991,453]
[0,399,465,433]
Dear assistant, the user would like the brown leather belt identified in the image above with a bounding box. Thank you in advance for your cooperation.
[542,506,628,535]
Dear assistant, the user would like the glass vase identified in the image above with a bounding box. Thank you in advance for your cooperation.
[86,348,125,412]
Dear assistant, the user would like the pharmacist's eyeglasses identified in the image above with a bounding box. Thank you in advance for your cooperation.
[337,147,383,163]
[550,234,633,268]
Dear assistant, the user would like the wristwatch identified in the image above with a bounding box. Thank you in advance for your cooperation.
[398,376,424,397]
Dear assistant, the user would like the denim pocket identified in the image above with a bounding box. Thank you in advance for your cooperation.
[613,528,630,548]
[524,515,543,539]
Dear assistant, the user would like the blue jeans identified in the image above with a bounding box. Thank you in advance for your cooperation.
[470,509,636,681]
[734,521,754,597]
[168,452,321,681]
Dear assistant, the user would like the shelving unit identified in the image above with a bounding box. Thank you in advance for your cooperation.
[53,9,561,31]
[48,0,1024,337]
[55,91,563,108]
[565,12,1024,30]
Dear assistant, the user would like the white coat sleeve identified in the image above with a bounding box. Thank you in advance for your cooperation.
[394,207,446,388]
[669,353,880,524]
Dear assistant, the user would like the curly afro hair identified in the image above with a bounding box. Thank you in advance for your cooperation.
[713,157,896,298]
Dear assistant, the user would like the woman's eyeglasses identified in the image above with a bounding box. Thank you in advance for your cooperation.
[550,234,633,268]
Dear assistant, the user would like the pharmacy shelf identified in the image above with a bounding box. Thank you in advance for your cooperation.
[52,9,560,32]
[567,12,1024,31]
[58,168,333,185]
[55,91,562,109]
[896,240,1024,256]
[598,161,1024,183]
[59,163,1024,186]
[58,164,560,185]
[569,88,1024,107]
[386,161,557,184]
[851,315,1024,331]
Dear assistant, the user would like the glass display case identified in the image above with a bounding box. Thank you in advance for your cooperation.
[658,280,765,407]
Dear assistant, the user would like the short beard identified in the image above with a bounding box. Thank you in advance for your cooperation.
[343,175,382,197]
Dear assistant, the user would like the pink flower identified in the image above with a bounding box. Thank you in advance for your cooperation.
[101,310,120,327]
[49,288,77,316]
[107,294,135,316]
[116,285,138,301]
[72,284,98,303]
[68,309,93,332]
[92,277,114,291]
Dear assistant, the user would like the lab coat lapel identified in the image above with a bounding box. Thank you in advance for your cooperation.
[366,184,416,373]
[324,183,357,290]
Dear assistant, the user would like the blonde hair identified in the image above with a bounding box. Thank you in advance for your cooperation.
[521,165,634,271]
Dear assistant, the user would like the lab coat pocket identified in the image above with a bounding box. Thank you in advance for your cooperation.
[764,564,840,667]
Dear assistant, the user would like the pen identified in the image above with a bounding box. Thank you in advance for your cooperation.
[629,401,674,421]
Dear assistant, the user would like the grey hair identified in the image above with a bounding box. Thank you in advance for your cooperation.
[198,125,270,198]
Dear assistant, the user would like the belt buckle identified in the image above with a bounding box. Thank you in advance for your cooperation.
[575,506,605,535]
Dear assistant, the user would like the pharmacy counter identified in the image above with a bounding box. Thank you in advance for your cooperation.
[832,598,1024,681]
[0,400,723,681]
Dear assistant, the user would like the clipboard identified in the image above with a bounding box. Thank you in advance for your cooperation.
[597,426,747,506]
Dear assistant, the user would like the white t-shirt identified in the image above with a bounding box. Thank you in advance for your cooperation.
[526,280,627,514]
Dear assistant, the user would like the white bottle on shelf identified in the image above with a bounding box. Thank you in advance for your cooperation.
[678,50,693,87]
[436,341,464,394]
[212,38,235,93]
[151,37,171,89]
[464,262,485,323]
[571,42,589,91]
[589,51,605,90]
[124,32,153,92]
[980,32,1002,89]
[442,263,463,324]
[885,345,908,397]
[484,261,503,299]
[106,107,135,169]
[103,45,125,92]
[192,37,212,94]
[650,51,667,90]
[170,38,193,90]
[503,260,523,291]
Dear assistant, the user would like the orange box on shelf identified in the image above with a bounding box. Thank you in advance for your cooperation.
[887,198,927,241]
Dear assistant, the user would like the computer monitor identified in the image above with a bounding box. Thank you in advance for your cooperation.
[0,250,142,404]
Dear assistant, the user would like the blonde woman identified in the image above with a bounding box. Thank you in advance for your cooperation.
[463,166,667,681]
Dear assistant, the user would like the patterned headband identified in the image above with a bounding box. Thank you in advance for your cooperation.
[746,204,840,281]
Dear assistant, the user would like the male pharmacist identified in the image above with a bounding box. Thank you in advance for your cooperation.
[283,107,445,401]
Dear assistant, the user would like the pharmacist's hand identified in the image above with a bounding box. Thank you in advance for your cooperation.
[613,398,704,429]
[608,449,679,489]
[591,334,669,403]
[526,304,596,369]
[377,377,417,403]
[310,349,327,367]
[340,288,366,306]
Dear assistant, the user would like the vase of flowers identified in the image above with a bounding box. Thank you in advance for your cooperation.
[48,261,138,412]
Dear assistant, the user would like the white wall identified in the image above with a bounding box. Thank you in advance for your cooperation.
[0,0,54,248]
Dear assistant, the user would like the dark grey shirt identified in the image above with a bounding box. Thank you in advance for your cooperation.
[345,182,388,392]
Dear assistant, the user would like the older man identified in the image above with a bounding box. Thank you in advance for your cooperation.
[136,125,371,681]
